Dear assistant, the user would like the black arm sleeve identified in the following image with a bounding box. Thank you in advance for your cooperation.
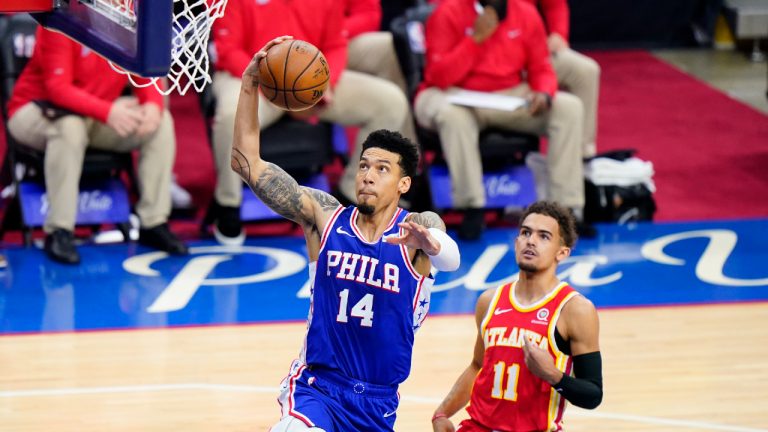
[553,351,603,409]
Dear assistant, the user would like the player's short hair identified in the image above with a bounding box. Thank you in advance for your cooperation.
[520,201,578,248]
[361,129,419,179]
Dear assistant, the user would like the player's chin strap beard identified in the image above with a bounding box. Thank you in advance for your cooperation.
[358,204,375,215]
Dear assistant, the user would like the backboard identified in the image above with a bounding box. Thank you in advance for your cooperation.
[1,0,227,94]
[29,0,173,77]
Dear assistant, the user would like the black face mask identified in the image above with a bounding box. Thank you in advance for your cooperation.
[480,0,507,21]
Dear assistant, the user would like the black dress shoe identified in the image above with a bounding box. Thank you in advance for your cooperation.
[139,223,189,255]
[202,200,245,246]
[459,208,485,241]
[44,229,80,264]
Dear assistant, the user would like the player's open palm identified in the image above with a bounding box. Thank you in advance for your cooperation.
[432,417,456,432]
[243,35,293,84]
[385,222,440,255]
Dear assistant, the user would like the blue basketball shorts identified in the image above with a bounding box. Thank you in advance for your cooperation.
[276,360,400,432]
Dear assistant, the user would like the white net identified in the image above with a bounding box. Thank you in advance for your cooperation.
[97,0,228,95]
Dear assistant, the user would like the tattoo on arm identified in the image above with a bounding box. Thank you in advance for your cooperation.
[407,211,447,231]
[303,188,341,212]
[231,148,251,183]
[240,161,340,225]
[250,162,308,224]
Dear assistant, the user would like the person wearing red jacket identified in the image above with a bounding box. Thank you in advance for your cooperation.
[6,27,188,265]
[414,0,585,240]
[521,0,600,158]
[209,0,412,245]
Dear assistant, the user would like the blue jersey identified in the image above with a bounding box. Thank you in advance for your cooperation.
[301,205,434,386]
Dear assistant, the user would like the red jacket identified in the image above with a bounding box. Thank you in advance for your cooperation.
[344,0,382,39]
[521,0,570,40]
[422,0,556,97]
[7,28,163,122]
[213,0,347,87]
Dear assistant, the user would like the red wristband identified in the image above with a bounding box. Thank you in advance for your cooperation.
[431,413,448,422]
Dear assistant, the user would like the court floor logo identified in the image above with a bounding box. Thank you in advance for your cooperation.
[123,246,307,313]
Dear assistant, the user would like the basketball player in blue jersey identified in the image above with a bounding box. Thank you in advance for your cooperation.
[230,36,461,432]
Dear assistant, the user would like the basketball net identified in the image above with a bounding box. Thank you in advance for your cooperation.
[104,0,228,95]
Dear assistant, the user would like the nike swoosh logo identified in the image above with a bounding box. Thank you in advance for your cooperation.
[383,411,396,418]
[494,308,514,315]
[507,29,522,39]
[336,226,355,237]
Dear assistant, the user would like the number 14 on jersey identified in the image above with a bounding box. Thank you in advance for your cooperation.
[337,289,374,327]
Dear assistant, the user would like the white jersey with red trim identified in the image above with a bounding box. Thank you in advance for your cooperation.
[300,205,434,386]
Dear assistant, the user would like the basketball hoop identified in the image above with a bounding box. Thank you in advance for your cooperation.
[101,0,228,95]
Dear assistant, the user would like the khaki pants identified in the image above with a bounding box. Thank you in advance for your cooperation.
[552,48,600,158]
[211,69,411,206]
[7,101,174,233]
[348,31,408,93]
[414,84,584,210]
[347,31,417,158]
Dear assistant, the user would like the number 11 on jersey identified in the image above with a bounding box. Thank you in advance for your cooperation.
[337,289,374,327]
[492,361,520,401]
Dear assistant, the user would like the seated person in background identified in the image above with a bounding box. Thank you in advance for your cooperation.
[414,0,587,240]
[381,0,419,32]
[208,0,413,245]
[6,27,188,265]
[522,0,601,158]
[344,0,409,95]
[344,0,418,173]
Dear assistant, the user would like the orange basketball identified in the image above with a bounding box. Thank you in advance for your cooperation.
[258,39,330,111]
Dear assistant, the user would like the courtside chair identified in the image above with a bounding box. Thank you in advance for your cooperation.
[0,13,137,245]
[390,2,540,214]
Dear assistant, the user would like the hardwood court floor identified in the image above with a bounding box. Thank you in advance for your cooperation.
[1,302,767,432]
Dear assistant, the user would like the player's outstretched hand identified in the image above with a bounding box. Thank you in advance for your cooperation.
[522,335,562,385]
[243,35,293,85]
[432,417,456,432]
[384,222,440,255]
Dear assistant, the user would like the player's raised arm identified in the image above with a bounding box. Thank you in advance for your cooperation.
[385,211,460,272]
[230,36,339,228]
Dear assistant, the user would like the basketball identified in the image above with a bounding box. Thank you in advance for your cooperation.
[258,39,330,111]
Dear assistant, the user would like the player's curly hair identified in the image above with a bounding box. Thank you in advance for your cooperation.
[520,201,578,248]
[361,129,419,178]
